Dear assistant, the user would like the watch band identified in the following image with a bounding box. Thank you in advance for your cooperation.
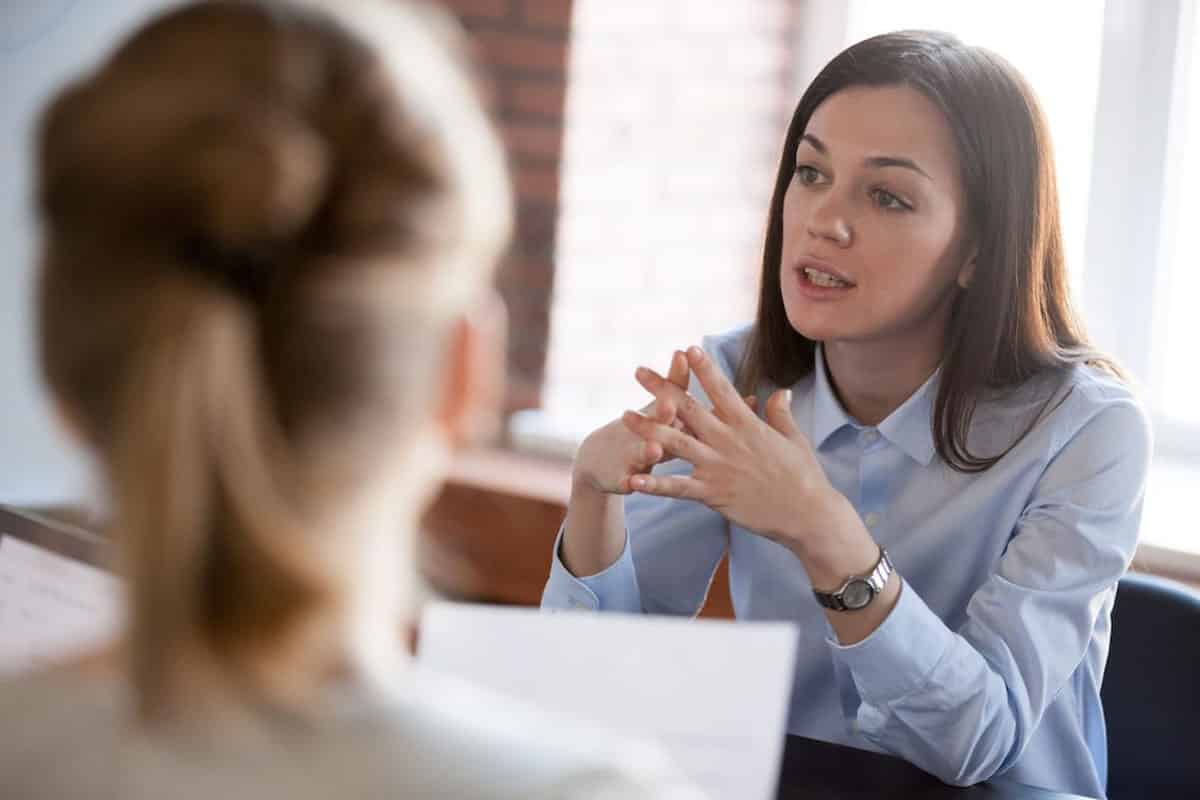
[812,547,893,612]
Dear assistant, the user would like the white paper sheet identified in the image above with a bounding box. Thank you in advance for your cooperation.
[0,535,121,676]
[418,603,798,800]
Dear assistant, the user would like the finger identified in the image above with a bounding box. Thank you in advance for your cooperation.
[632,436,664,468]
[635,366,723,441]
[628,472,706,502]
[621,410,717,466]
[666,349,689,390]
[766,389,799,438]
[686,346,752,424]
[654,396,676,424]
[652,351,688,424]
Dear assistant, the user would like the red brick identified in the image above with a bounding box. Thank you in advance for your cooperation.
[513,162,560,205]
[506,80,566,120]
[515,204,558,249]
[499,253,554,281]
[441,0,513,25]
[474,30,567,73]
[501,121,563,162]
[518,0,572,31]
[501,261,556,295]
[503,377,542,411]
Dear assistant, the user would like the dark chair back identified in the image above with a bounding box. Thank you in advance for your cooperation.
[1102,571,1200,798]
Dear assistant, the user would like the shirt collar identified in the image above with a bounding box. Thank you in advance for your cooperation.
[811,345,855,450]
[810,344,939,466]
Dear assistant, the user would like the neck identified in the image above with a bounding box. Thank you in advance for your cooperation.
[822,335,942,426]
[335,485,433,689]
[337,432,450,686]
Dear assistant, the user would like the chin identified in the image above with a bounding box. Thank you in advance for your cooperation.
[784,313,837,343]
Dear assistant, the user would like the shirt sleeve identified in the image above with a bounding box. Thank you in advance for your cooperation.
[540,335,736,616]
[827,393,1152,786]
[540,455,732,615]
[541,524,643,612]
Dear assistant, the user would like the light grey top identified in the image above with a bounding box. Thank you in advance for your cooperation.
[0,665,706,800]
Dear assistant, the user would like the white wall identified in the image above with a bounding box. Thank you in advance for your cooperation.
[0,0,177,504]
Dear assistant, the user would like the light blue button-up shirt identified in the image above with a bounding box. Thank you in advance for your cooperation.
[542,325,1152,798]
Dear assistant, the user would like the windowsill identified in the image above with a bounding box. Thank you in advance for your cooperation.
[1131,543,1200,591]
[507,408,597,463]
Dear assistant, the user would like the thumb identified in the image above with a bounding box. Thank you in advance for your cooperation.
[766,389,798,438]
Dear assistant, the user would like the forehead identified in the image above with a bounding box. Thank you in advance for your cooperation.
[801,85,961,181]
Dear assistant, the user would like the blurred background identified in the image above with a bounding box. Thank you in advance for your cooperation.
[2,0,1197,608]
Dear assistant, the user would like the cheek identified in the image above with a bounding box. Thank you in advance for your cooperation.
[869,214,962,292]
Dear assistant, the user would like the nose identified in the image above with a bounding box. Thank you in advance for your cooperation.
[805,193,853,247]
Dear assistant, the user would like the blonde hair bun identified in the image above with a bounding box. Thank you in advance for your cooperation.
[178,109,330,253]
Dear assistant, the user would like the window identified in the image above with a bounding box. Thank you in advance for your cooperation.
[1142,0,1200,556]
[519,0,795,451]
[517,0,1200,559]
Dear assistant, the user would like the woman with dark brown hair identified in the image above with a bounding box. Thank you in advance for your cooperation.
[544,30,1151,797]
[0,2,701,798]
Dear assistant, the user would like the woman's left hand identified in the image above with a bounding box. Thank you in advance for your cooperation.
[627,346,900,643]
[622,346,845,552]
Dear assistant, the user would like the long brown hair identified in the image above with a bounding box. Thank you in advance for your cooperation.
[737,30,1118,472]
[35,0,510,718]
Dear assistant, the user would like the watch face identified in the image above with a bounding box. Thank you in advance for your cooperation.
[842,579,874,610]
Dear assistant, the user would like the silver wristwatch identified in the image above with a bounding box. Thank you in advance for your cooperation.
[812,548,893,611]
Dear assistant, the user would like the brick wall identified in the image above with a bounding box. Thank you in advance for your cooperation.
[542,0,800,429]
[439,0,574,410]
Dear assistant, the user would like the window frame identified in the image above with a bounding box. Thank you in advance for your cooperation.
[1083,0,1200,464]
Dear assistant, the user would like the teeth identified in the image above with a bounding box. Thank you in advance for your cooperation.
[803,267,850,288]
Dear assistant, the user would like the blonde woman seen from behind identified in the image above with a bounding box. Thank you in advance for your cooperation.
[0,2,703,798]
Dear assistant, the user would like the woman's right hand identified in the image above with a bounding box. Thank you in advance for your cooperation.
[560,348,755,578]
[572,351,757,495]
[572,350,692,495]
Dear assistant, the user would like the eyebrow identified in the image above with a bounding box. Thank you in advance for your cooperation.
[799,133,932,181]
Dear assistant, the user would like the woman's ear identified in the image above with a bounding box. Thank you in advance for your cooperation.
[436,292,507,448]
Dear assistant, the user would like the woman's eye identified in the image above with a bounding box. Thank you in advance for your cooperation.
[872,188,911,211]
[795,165,823,185]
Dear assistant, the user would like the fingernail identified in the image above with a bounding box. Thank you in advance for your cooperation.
[785,389,793,404]
[687,346,704,362]
[631,476,646,489]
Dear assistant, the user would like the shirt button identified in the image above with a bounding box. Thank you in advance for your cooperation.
[861,429,880,446]
[864,512,881,529]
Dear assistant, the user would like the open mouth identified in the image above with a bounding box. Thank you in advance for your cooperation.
[799,266,854,289]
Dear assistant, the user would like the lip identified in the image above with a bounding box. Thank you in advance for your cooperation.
[795,256,856,286]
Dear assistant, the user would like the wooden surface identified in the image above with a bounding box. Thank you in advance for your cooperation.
[419,447,737,617]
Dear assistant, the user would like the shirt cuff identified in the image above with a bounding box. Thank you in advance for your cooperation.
[540,525,643,613]
[826,578,954,705]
